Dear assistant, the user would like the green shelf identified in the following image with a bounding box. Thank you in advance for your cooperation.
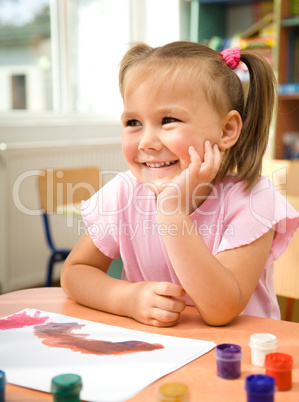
[281,16,299,27]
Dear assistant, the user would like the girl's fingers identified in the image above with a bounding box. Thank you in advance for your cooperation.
[188,145,201,166]
[213,143,222,171]
[149,316,180,327]
[202,141,221,173]
[154,281,186,299]
[186,142,219,176]
[202,140,214,167]
[151,307,181,325]
[155,294,186,314]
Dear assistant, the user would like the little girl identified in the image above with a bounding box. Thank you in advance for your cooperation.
[61,41,299,327]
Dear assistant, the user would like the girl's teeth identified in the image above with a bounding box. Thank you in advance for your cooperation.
[146,161,175,168]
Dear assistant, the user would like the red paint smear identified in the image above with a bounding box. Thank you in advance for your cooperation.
[0,310,49,330]
[34,322,164,356]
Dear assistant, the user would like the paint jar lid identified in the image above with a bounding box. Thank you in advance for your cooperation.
[245,374,275,396]
[0,370,6,391]
[265,352,293,371]
[215,344,242,361]
[51,374,82,396]
[157,383,190,402]
[249,333,277,350]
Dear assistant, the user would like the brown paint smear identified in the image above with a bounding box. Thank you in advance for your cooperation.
[33,322,164,355]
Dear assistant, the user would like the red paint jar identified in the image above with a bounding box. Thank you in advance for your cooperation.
[265,353,293,391]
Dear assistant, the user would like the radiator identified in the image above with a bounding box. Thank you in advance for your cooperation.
[0,138,127,293]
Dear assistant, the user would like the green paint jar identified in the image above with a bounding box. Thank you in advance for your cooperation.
[51,374,82,401]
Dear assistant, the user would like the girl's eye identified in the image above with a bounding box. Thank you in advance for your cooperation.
[162,117,180,125]
[126,119,141,127]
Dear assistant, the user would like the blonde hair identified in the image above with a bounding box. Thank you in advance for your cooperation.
[119,41,276,188]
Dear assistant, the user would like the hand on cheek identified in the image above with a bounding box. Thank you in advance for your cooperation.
[188,140,221,181]
[157,141,221,216]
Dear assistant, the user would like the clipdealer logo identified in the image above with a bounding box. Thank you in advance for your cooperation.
[12,168,288,235]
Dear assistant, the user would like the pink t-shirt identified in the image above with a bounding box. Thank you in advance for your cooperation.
[82,170,299,320]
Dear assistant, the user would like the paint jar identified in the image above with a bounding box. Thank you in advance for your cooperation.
[51,373,82,402]
[215,343,242,379]
[265,352,293,391]
[157,382,190,402]
[249,333,277,367]
[0,371,5,402]
[245,374,275,402]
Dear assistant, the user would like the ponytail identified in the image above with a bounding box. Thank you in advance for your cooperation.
[219,50,277,188]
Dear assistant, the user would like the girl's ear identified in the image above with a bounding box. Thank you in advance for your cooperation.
[218,110,242,150]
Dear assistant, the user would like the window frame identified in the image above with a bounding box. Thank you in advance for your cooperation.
[0,0,186,127]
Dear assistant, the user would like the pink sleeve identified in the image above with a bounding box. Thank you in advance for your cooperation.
[80,172,134,259]
[217,176,299,266]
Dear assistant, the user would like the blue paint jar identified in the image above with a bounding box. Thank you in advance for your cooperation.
[0,371,5,402]
[215,343,242,379]
[245,374,275,402]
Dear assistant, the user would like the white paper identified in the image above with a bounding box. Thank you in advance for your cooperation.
[0,308,215,402]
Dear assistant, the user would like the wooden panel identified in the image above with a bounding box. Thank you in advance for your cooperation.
[274,229,299,299]
[262,157,299,300]
[38,167,101,213]
[262,158,299,196]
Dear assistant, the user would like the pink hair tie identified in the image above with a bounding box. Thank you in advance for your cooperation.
[221,47,241,69]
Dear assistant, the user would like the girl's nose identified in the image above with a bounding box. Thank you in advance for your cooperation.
[138,128,163,152]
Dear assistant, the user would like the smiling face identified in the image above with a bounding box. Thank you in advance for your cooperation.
[121,71,225,193]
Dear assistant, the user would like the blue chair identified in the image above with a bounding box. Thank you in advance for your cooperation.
[41,211,72,287]
[37,166,101,286]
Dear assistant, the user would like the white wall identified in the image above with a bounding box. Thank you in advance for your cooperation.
[0,135,128,293]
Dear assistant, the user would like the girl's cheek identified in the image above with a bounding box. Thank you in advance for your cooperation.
[180,143,204,166]
[193,142,206,161]
[180,151,193,170]
[122,140,133,164]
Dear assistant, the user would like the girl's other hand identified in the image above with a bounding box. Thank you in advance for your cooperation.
[127,281,186,327]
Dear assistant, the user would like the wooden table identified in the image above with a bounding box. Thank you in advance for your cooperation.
[1,287,298,401]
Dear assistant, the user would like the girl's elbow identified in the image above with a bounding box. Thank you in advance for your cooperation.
[60,260,72,295]
[202,315,235,327]
[196,306,239,326]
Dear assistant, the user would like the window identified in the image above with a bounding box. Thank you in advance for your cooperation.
[0,0,51,112]
[11,74,27,109]
[0,0,184,119]
[70,0,131,117]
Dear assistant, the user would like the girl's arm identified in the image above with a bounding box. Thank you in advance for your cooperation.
[61,232,186,327]
[156,142,275,326]
[157,210,274,326]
